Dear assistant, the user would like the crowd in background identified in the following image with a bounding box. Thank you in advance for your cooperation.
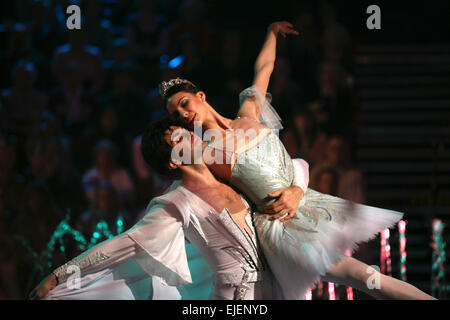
[0,0,365,299]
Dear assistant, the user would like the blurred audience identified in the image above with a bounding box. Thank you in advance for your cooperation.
[52,28,104,95]
[307,61,359,145]
[83,0,113,53]
[310,163,340,196]
[1,60,48,137]
[125,0,169,87]
[318,2,354,73]
[50,60,94,134]
[322,135,366,203]
[269,56,303,120]
[82,139,135,209]
[169,0,211,57]
[77,180,130,243]
[281,108,328,167]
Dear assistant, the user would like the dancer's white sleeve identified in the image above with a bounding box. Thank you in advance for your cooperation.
[291,158,310,193]
[52,199,191,287]
[125,199,192,286]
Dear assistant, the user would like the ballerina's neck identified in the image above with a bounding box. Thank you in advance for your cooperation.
[202,109,234,131]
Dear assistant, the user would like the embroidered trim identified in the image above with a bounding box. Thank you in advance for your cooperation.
[212,270,264,300]
[219,208,263,270]
[53,251,110,284]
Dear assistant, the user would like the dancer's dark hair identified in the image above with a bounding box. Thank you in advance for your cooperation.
[141,118,183,180]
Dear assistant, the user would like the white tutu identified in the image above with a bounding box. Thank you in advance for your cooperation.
[253,188,404,299]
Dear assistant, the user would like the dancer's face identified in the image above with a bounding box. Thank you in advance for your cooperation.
[165,91,209,129]
[163,125,204,167]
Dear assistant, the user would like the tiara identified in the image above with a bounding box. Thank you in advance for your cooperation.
[158,78,194,98]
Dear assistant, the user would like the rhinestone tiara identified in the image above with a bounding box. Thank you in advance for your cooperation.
[158,78,195,99]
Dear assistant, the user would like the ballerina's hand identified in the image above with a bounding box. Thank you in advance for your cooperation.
[265,186,304,222]
[29,273,58,300]
[268,21,299,38]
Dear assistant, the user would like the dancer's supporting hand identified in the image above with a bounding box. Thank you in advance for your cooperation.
[265,186,304,222]
[268,21,299,38]
[29,273,58,300]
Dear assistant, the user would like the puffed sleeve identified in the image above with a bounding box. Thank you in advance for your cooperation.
[291,158,310,194]
[125,196,192,286]
[238,86,283,131]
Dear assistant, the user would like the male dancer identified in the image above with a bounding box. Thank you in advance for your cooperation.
[31,118,309,300]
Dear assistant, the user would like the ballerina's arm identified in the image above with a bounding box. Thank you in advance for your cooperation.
[237,21,299,121]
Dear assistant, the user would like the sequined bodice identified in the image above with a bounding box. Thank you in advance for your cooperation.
[230,131,294,212]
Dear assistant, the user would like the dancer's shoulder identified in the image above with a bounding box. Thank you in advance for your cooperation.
[230,116,267,131]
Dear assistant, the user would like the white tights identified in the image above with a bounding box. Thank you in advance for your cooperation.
[321,257,436,300]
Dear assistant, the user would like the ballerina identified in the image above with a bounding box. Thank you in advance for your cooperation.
[158,21,436,300]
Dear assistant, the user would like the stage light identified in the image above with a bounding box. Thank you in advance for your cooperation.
[398,220,407,281]
[168,55,185,69]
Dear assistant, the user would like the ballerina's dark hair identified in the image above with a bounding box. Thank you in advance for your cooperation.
[160,80,201,106]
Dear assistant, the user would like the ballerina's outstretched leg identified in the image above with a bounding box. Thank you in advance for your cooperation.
[321,257,436,300]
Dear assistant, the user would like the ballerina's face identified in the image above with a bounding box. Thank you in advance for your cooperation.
[165,91,210,129]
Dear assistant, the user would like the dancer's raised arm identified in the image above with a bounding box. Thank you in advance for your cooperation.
[238,21,299,121]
